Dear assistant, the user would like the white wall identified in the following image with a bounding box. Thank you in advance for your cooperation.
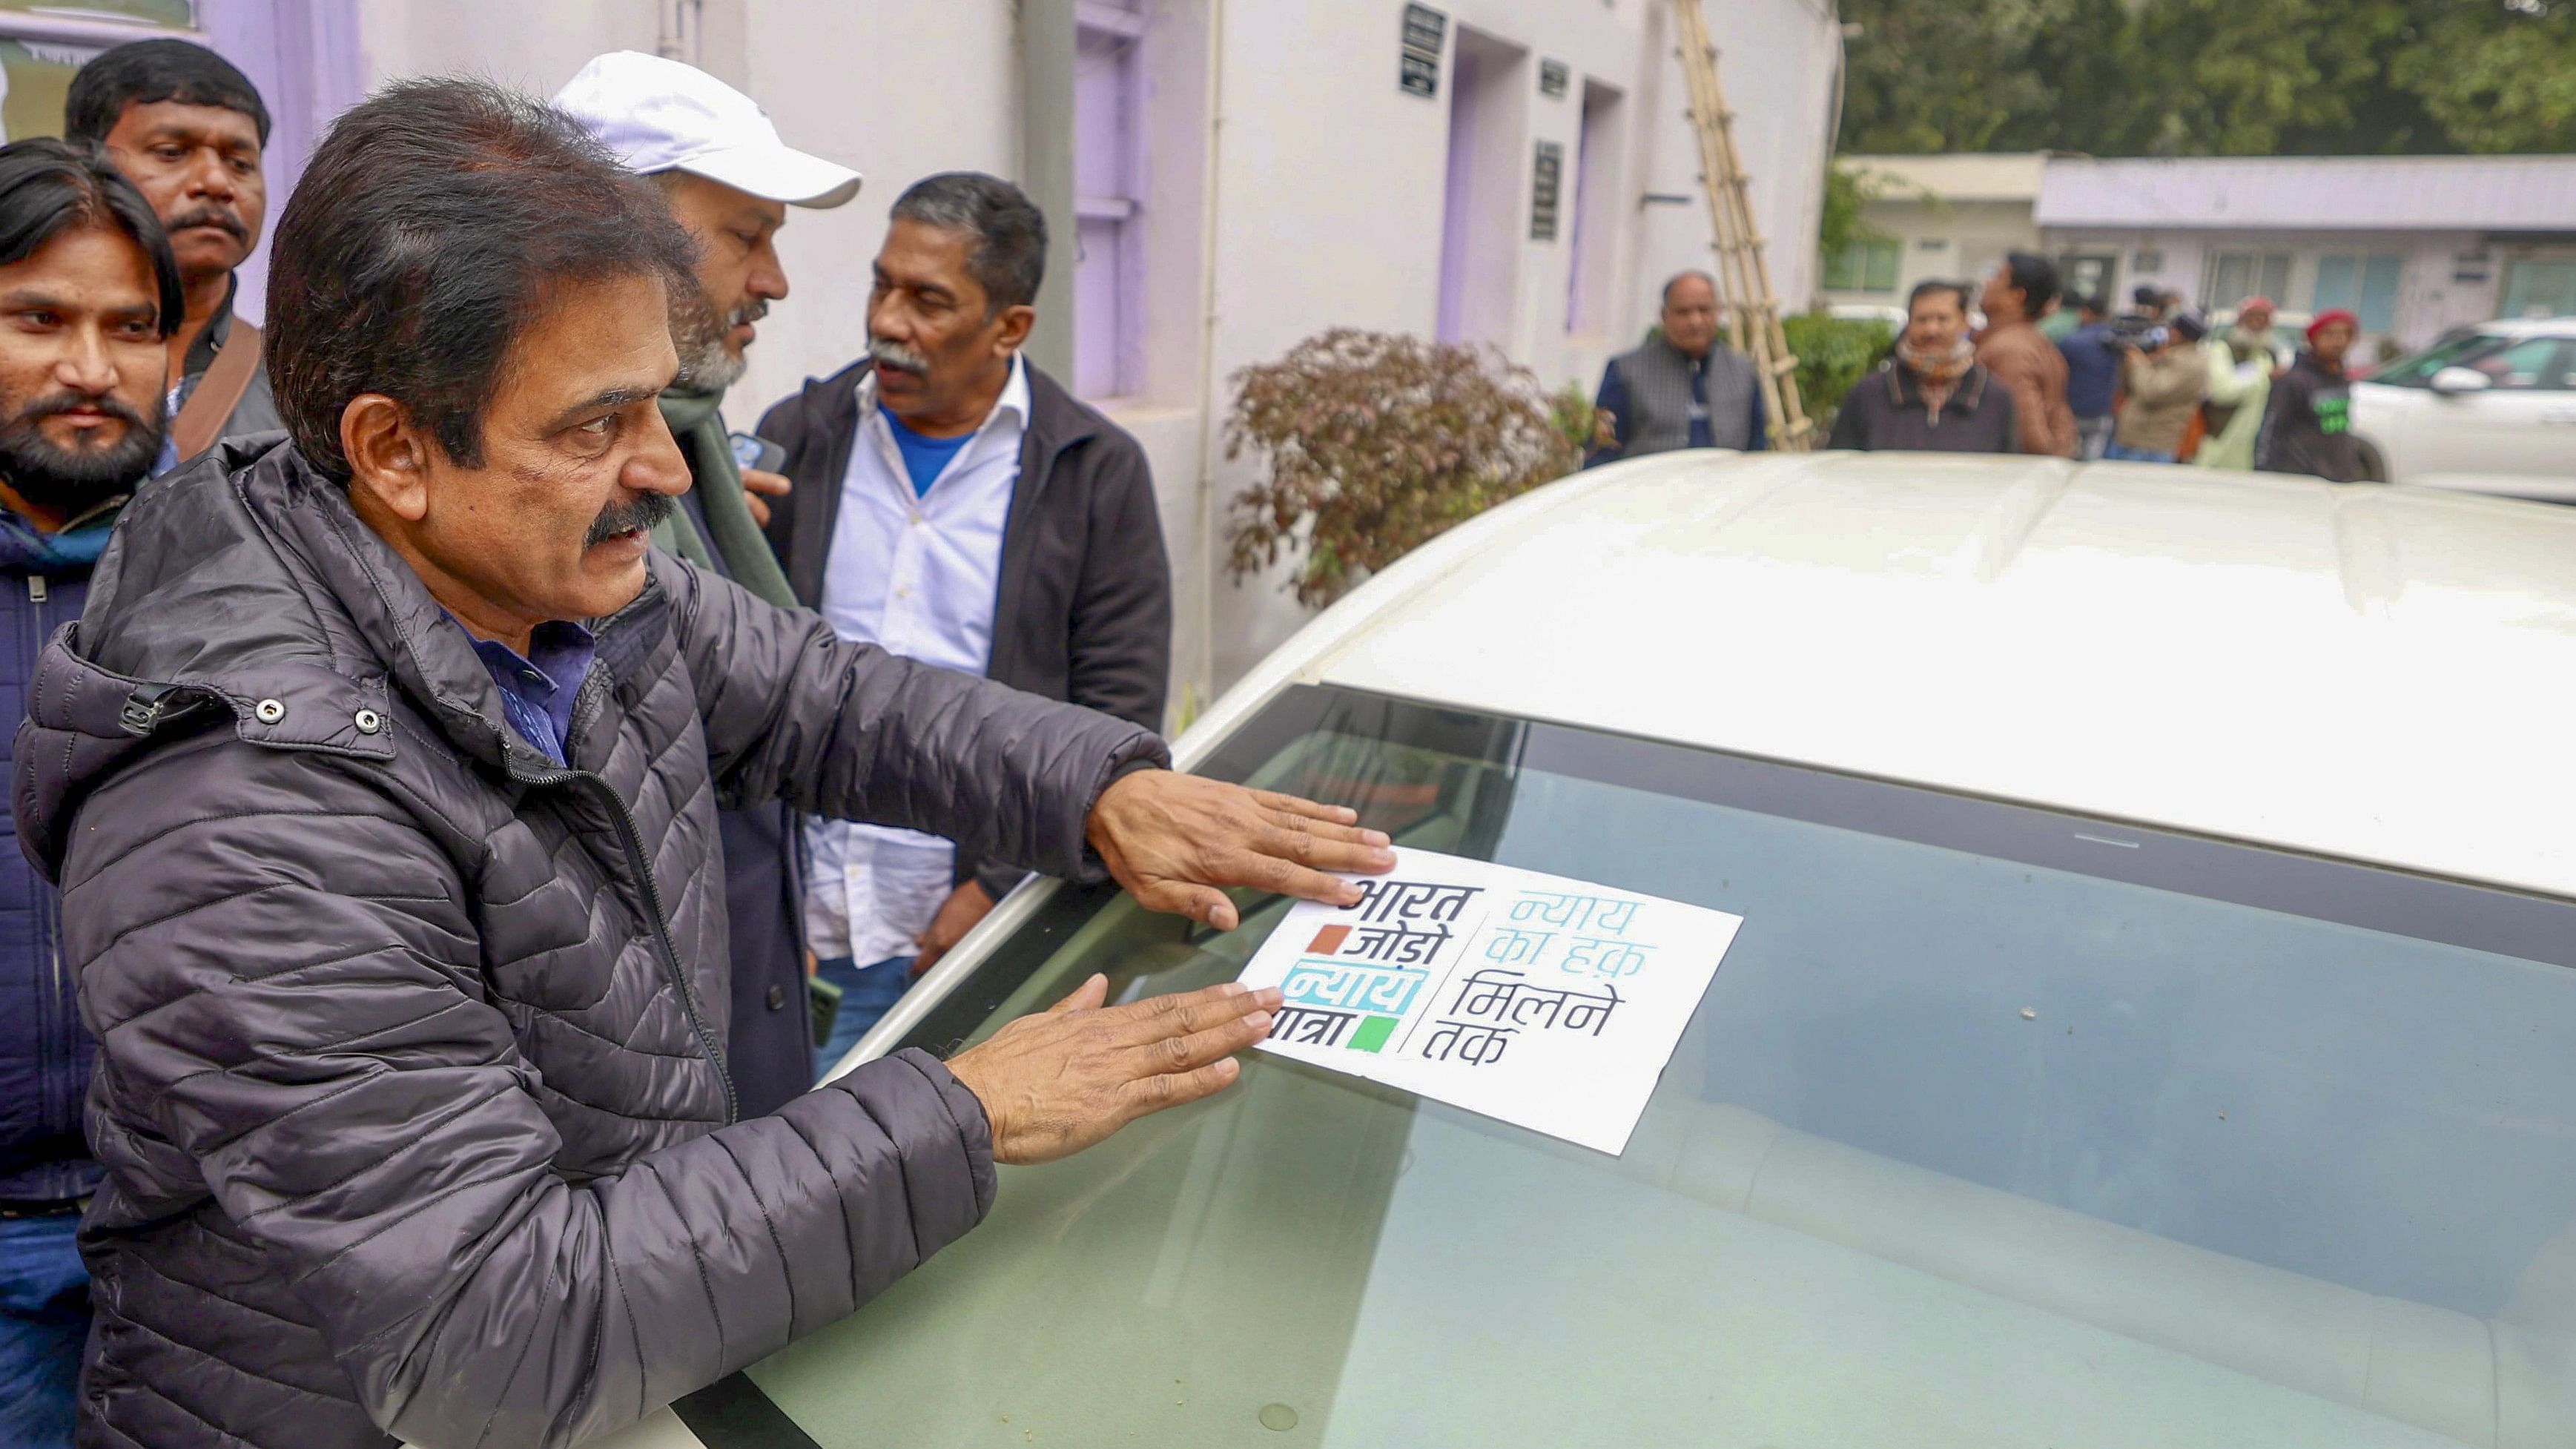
[1820,197,2037,311]
[2045,226,2503,352]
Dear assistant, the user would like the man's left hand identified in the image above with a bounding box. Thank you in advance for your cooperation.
[742,467,790,527]
[1086,771,1394,931]
[914,879,997,976]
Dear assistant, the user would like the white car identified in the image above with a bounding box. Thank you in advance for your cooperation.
[2353,317,2576,498]
[584,452,2576,1449]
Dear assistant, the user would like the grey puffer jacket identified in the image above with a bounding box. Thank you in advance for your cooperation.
[13,438,1165,1449]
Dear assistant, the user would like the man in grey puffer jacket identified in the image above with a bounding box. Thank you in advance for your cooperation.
[13,79,1387,1449]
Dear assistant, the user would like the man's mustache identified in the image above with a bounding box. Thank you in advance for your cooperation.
[728,299,768,329]
[165,205,248,243]
[19,391,150,432]
[868,337,928,376]
[584,489,673,547]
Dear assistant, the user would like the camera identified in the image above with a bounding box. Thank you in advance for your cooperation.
[2106,314,2170,351]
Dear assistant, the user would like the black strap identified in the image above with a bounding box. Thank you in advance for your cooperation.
[669,1373,822,1449]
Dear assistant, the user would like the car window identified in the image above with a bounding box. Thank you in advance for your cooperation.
[724,686,2576,1449]
[2467,337,2574,390]
[2371,331,2514,388]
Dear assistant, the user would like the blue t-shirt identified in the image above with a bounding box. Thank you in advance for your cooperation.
[882,409,976,498]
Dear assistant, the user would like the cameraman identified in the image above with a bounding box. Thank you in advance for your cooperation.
[2107,311,2208,465]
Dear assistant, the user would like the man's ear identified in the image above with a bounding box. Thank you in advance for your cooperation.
[993,303,1037,357]
[340,394,434,524]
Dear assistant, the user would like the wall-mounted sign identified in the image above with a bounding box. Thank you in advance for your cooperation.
[2133,249,2165,273]
[1539,59,1569,98]
[1530,140,1564,242]
[1401,4,1445,98]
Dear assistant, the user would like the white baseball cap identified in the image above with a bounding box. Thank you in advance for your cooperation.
[553,50,861,209]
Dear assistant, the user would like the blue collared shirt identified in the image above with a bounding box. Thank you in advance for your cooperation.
[462,618,596,766]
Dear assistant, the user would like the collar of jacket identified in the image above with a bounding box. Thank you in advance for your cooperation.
[778,353,1101,602]
[14,438,677,874]
[1883,360,1990,413]
[180,274,242,382]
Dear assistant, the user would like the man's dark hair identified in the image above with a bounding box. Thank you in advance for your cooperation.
[1662,270,1718,306]
[65,39,271,148]
[265,78,696,481]
[890,172,1048,313]
[2077,294,2109,319]
[1908,279,1970,314]
[0,138,181,337]
[2003,251,2061,316]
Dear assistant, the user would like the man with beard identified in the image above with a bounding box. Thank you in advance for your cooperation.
[65,39,277,461]
[1826,280,2017,453]
[2199,296,2283,472]
[555,51,859,1115]
[0,138,178,1449]
[758,173,1173,1066]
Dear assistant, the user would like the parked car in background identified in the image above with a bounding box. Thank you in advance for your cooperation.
[2351,317,2576,499]
[580,452,2576,1449]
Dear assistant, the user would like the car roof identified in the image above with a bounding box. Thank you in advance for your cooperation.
[2467,316,2576,340]
[1203,452,2576,902]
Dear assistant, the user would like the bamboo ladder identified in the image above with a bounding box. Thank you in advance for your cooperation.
[1668,0,1812,449]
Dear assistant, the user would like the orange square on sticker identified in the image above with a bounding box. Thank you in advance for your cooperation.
[1308,925,1351,954]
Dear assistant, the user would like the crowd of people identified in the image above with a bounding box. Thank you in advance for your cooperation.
[1800,254,2369,480]
[0,42,1404,1449]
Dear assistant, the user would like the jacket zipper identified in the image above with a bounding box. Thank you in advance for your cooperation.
[526,764,738,1123]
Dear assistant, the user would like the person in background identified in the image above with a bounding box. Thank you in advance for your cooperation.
[1585,271,1766,463]
[759,173,1173,1069]
[554,50,859,1118]
[1826,280,2017,454]
[64,39,277,461]
[2256,309,2365,482]
[0,139,180,1449]
[2198,296,2280,472]
[2058,294,2120,460]
[1975,251,2077,458]
[2107,311,2208,464]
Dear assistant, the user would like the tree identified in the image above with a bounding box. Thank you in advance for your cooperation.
[2394,0,2576,151]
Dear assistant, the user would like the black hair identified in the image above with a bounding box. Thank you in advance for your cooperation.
[265,77,696,481]
[65,39,270,148]
[1907,279,1971,314]
[1662,270,1718,307]
[2003,251,2061,316]
[2078,294,2109,317]
[891,172,1048,313]
[0,138,181,337]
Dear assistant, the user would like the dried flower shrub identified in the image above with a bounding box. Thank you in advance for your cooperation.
[1224,329,1580,609]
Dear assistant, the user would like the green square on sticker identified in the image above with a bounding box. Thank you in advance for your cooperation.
[1348,1015,1398,1053]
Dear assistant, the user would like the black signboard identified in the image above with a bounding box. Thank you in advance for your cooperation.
[1530,140,1564,242]
[1539,59,1569,98]
[1401,4,1445,97]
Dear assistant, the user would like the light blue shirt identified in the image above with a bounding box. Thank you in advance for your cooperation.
[803,355,1028,963]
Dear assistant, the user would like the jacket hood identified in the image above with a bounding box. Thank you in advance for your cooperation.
[12,437,609,881]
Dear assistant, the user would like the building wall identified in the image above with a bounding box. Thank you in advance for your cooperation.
[217,0,1837,716]
[1817,197,2036,312]
[2043,227,2505,352]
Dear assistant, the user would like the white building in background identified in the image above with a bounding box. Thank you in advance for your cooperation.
[1826,151,2576,359]
[0,0,1843,710]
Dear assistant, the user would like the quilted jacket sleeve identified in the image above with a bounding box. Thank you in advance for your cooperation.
[661,553,1169,884]
[63,728,997,1449]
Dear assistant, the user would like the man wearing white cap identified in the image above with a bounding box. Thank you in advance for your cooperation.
[553,50,858,1117]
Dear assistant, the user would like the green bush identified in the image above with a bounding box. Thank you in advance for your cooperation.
[1784,311,1895,435]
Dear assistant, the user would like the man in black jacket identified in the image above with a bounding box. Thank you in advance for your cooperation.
[759,173,1172,1066]
[1827,280,2018,455]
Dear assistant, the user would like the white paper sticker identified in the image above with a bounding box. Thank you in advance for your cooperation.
[1237,847,1742,1155]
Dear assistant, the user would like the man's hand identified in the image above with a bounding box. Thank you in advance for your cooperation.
[742,467,790,527]
[914,879,996,976]
[944,975,1281,1164]
[1086,771,1394,931]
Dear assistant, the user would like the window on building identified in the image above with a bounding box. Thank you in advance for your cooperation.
[2204,251,2291,311]
[0,3,197,142]
[1565,79,1622,335]
[1072,0,1146,400]
[2312,254,2403,334]
[1823,237,1900,294]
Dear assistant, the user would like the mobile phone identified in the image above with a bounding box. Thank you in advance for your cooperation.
[730,431,785,473]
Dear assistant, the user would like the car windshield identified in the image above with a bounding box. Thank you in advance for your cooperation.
[729,686,2576,1449]
[2371,329,2527,387]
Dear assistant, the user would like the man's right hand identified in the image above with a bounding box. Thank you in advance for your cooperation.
[942,976,1280,1164]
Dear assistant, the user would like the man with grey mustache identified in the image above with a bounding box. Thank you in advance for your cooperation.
[757,171,1172,1063]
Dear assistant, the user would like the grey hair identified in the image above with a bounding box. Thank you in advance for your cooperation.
[1662,270,1719,307]
[889,171,1048,313]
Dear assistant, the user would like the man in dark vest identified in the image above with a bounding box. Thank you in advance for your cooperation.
[555,50,861,1117]
[1585,270,1767,465]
